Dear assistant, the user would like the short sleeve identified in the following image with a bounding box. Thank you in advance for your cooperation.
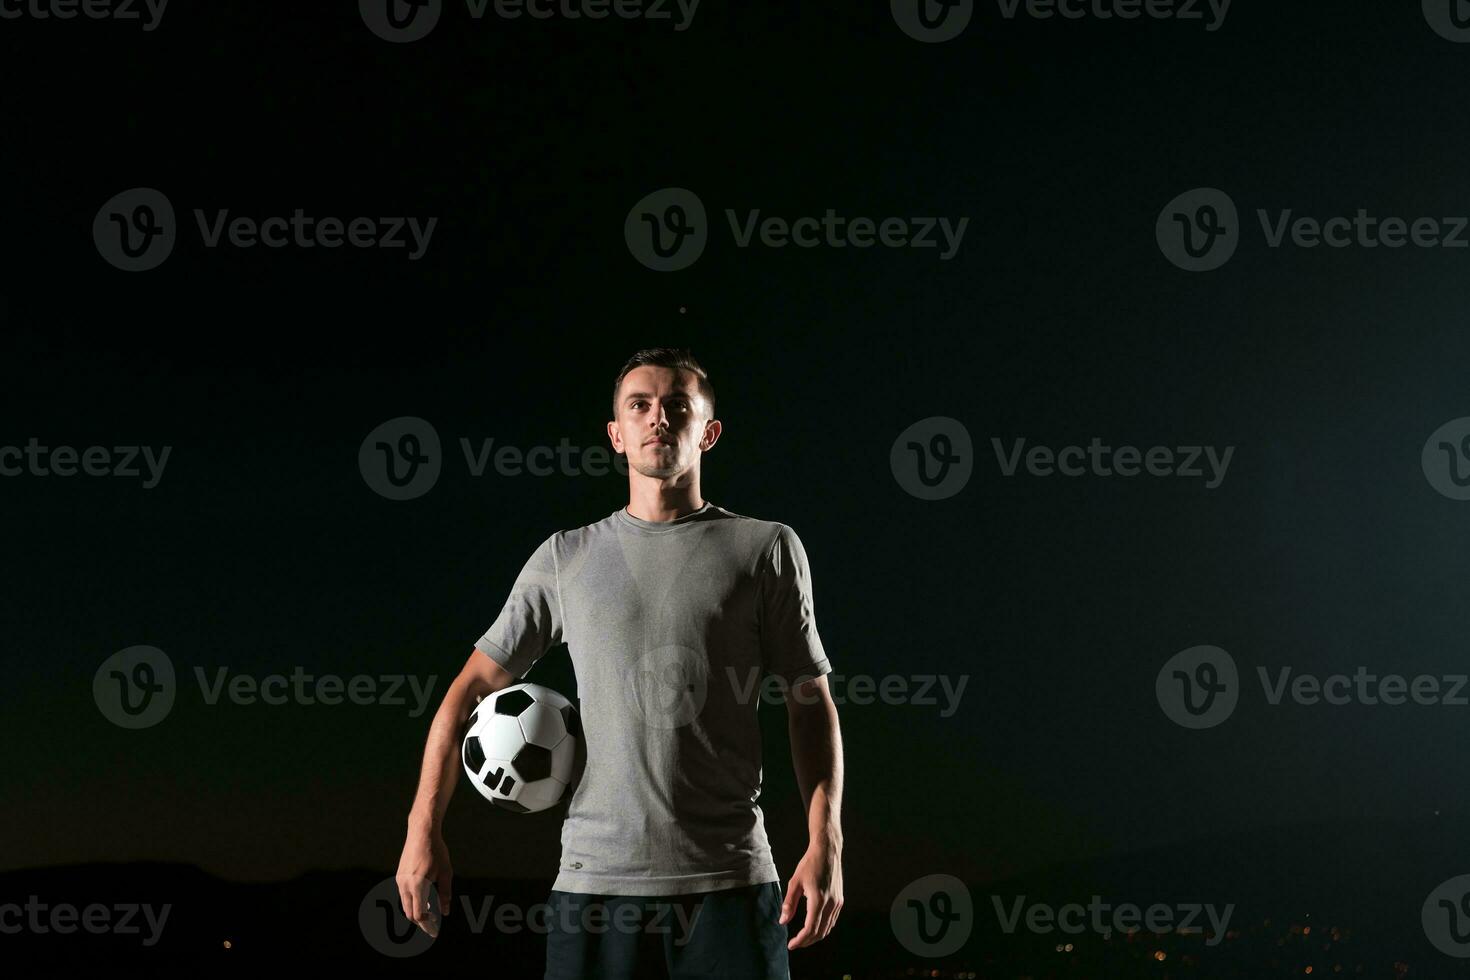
[757,524,831,684]
[475,534,563,678]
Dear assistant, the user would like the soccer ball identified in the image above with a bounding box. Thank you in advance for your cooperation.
[462,683,582,813]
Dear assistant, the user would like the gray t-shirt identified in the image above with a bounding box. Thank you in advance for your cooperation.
[474,502,831,896]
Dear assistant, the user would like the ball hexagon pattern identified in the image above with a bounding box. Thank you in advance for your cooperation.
[461,682,581,814]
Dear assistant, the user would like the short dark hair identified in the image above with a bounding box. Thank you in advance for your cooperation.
[611,348,716,419]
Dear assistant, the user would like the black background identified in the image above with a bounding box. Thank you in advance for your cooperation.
[5,1,1470,975]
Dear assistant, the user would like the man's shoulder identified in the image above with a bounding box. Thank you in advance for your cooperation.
[704,505,787,537]
[698,508,811,565]
[543,504,799,547]
[544,510,621,548]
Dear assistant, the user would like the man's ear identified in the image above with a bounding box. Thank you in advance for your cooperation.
[607,419,624,453]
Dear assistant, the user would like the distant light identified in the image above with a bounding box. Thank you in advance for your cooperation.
[1154,950,1166,962]
[222,940,232,949]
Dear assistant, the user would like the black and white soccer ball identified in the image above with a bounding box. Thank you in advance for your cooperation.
[462,683,582,813]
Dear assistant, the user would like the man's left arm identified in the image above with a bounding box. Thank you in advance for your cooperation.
[780,672,845,950]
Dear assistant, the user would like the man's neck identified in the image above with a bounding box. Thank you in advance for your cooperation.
[625,489,706,523]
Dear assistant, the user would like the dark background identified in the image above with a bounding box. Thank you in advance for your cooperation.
[4,0,1470,975]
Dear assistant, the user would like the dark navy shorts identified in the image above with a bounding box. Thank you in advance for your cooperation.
[543,881,790,980]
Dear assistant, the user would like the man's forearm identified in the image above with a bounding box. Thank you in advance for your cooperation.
[408,680,479,834]
[789,692,844,848]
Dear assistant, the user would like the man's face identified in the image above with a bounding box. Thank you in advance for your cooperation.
[608,365,716,480]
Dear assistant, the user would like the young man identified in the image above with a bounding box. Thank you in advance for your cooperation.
[396,348,845,979]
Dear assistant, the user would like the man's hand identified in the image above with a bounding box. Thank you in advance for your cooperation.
[396,827,453,938]
[779,836,844,949]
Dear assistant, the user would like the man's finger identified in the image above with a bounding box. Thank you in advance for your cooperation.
[398,881,417,925]
[788,891,821,949]
[398,876,438,937]
[437,870,452,915]
[815,896,840,942]
[778,877,803,925]
[402,878,424,925]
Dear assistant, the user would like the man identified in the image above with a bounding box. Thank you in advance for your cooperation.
[396,348,844,979]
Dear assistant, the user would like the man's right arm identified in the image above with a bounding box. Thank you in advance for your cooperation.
[396,646,517,936]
